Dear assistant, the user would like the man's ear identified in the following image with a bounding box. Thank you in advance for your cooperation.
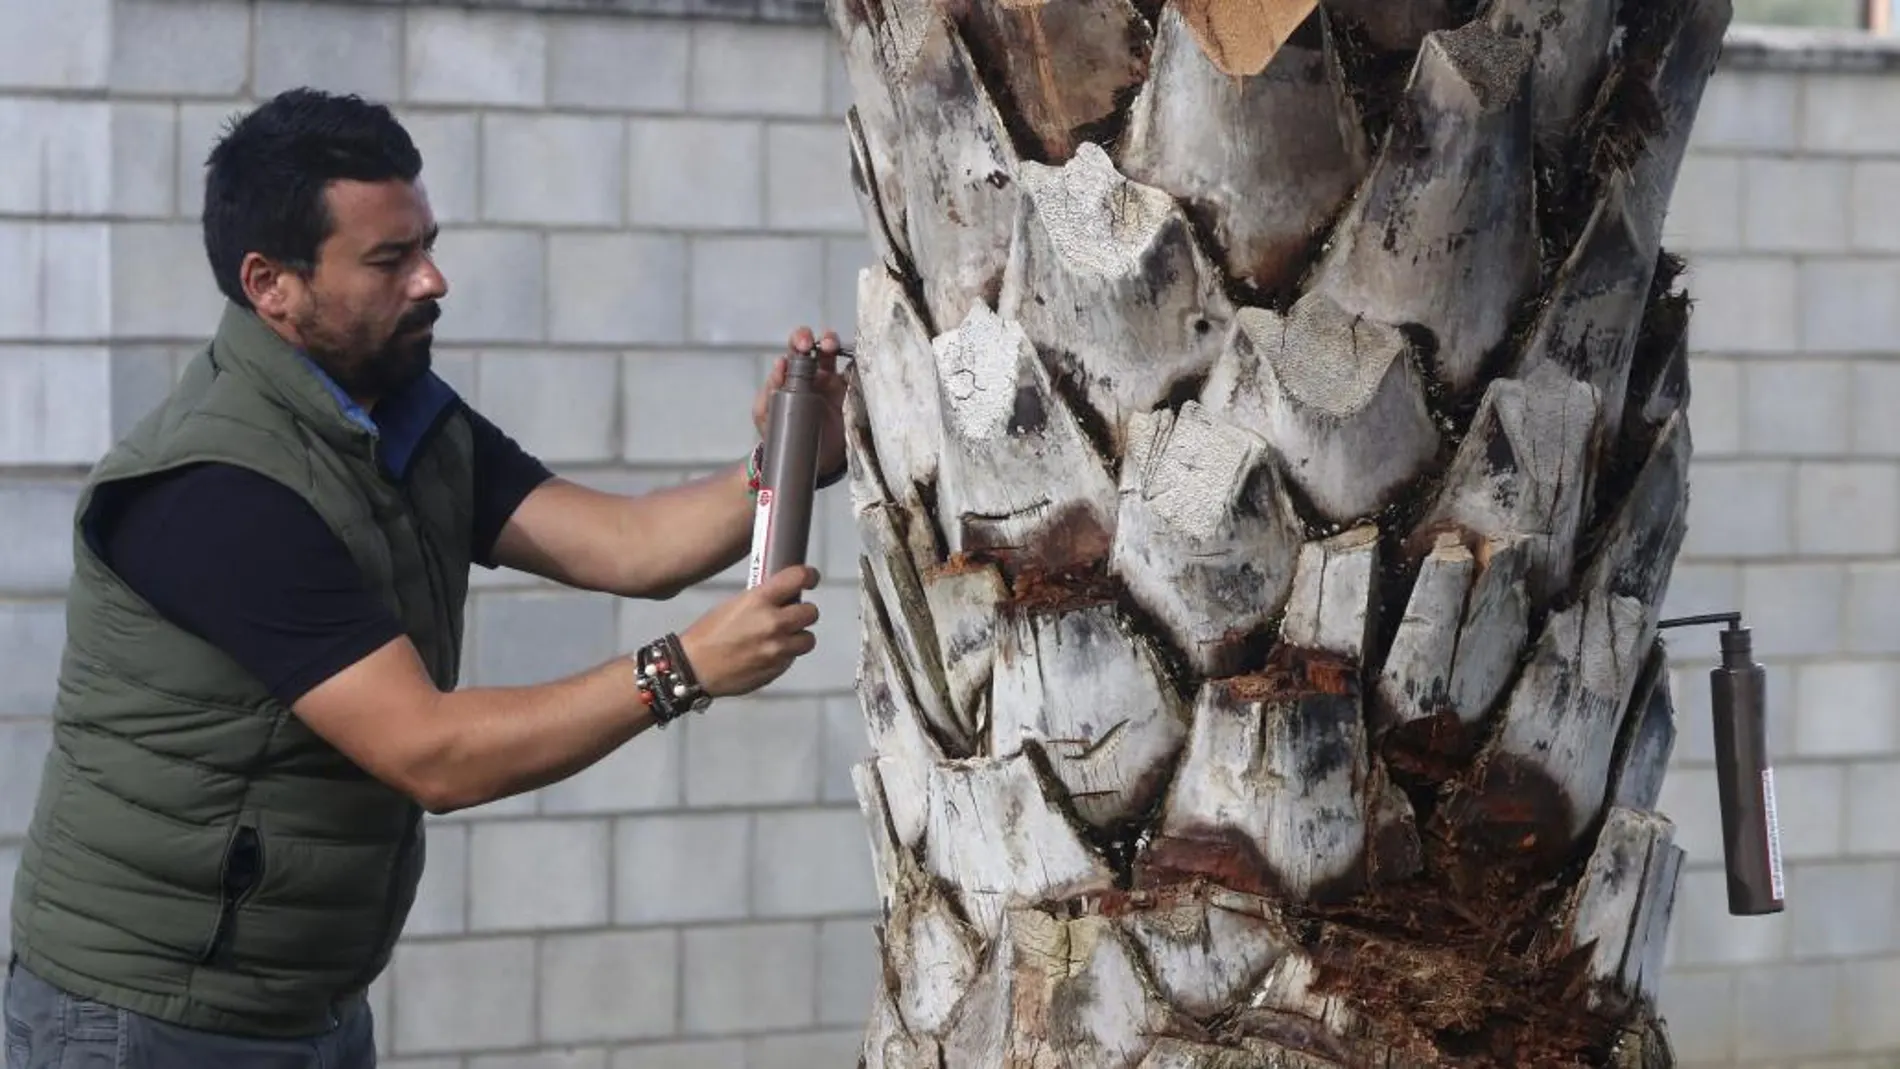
[240,252,306,321]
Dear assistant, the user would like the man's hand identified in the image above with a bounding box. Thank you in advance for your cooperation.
[754,326,848,478]
[678,564,823,697]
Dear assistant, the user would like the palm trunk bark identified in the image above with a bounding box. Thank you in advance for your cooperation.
[827,0,1727,1065]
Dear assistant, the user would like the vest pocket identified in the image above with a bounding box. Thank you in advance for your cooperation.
[198,824,264,965]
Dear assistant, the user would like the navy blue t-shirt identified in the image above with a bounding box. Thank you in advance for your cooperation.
[93,405,553,705]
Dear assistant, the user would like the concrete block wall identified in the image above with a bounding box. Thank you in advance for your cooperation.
[0,3,1895,1067]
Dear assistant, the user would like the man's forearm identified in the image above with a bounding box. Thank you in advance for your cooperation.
[414,656,655,813]
[614,460,757,597]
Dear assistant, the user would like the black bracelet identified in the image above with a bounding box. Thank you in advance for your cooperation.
[631,633,711,726]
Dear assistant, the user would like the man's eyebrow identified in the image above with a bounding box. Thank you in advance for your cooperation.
[365,225,439,259]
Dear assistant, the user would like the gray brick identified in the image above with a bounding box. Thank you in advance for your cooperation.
[817,918,878,1026]
[112,345,181,438]
[407,820,468,937]
[767,122,858,232]
[614,813,749,925]
[1844,563,1900,656]
[1742,563,1846,660]
[538,930,678,1043]
[627,118,764,231]
[1802,73,1900,156]
[1842,957,1900,1052]
[690,22,827,117]
[434,229,546,345]
[471,1052,608,1069]
[0,844,16,958]
[1736,962,1844,1060]
[1803,259,1900,355]
[747,1031,866,1069]
[824,239,869,341]
[482,114,625,227]
[476,352,620,464]
[254,2,402,100]
[399,112,479,225]
[1794,661,1900,758]
[540,725,682,815]
[1685,460,1793,557]
[1742,360,1847,457]
[550,16,691,112]
[612,1040,745,1069]
[391,937,537,1053]
[0,600,63,720]
[682,922,817,1034]
[547,234,686,346]
[0,480,79,596]
[1662,154,1742,253]
[753,808,877,918]
[821,697,865,805]
[1795,462,1900,557]
[825,40,853,119]
[111,222,223,339]
[470,590,617,687]
[0,0,109,90]
[691,237,828,347]
[1742,157,1851,255]
[433,787,538,824]
[381,1061,460,1069]
[1777,762,1847,862]
[0,225,111,341]
[0,99,110,217]
[0,719,51,835]
[1668,866,1789,967]
[619,587,726,655]
[1657,767,1722,865]
[176,101,247,218]
[110,0,248,95]
[683,698,821,807]
[1788,860,1899,959]
[765,582,859,696]
[1684,257,1797,354]
[1845,761,1900,856]
[111,103,177,219]
[1690,70,1798,152]
[1851,363,1900,457]
[469,818,611,931]
[0,347,112,466]
[621,352,758,464]
[1660,562,1742,630]
[405,9,547,107]
[1658,969,1733,1064]
[1851,162,1900,254]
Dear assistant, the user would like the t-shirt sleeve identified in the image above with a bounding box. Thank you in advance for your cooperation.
[93,463,405,706]
[464,404,556,569]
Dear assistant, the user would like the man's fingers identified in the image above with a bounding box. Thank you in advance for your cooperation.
[778,601,821,631]
[756,564,821,602]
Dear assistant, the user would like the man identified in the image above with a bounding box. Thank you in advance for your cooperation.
[2,88,848,1067]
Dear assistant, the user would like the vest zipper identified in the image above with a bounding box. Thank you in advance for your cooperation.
[199,824,263,965]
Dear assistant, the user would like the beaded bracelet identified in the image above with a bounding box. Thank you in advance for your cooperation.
[746,442,847,498]
[631,632,710,726]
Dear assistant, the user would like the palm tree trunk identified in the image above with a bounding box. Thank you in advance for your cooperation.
[827,0,1727,1064]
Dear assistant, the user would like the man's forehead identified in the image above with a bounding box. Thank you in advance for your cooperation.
[324,178,433,242]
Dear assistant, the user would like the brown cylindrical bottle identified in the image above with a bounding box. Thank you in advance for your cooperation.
[747,348,825,590]
[1710,622,1786,915]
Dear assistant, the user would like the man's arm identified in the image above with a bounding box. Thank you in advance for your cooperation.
[97,461,821,814]
[490,464,758,601]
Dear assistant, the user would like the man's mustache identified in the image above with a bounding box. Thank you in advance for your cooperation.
[397,302,441,333]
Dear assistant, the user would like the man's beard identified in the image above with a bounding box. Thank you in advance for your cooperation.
[299,301,440,402]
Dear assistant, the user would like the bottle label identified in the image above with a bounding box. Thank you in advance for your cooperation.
[746,489,775,589]
[1761,766,1785,903]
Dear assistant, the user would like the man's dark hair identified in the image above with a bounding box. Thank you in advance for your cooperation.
[202,88,423,308]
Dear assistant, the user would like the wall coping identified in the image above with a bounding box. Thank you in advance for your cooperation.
[314,0,1900,72]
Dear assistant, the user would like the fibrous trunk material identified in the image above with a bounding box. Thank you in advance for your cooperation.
[828,0,1727,1064]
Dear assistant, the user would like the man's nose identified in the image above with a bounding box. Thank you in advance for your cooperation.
[411,256,448,302]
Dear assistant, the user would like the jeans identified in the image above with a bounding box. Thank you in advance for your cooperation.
[3,957,375,1069]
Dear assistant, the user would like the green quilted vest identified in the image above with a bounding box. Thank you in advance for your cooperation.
[7,302,476,1038]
